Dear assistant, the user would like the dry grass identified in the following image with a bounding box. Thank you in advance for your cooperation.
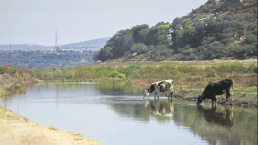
[0,107,103,145]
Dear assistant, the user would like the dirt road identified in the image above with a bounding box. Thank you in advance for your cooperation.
[84,59,256,67]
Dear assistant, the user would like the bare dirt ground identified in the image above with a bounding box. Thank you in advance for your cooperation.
[84,59,257,67]
[172,90,257,108]
[0,107,103,145]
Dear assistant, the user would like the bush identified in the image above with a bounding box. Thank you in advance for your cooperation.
[117,73,126,79]
[207,69,217,77]
[172,68,179,74]
[238,66,247,73]
[109,71,119,78]
[183,48,194,56]
[123,68,132,78]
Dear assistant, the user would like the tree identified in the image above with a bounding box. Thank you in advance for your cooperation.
[183,27,198,47]
[181,18,191,28]
[215,20,233,45]
[130,43,148,54]
[131,24,149,44]
[171,30,184,53]
[93,50,100,61]
[205,41,226,59]
[138,28,150,44]
[243,34,257,45]
[171,17,180,30]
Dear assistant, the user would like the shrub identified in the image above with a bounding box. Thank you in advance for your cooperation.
[109,71,119,78]
[238,66,247,74]
[116,65,125,73]
[207,69,217,77]
[117,73,126,79]
[172,68,179,74]
[123,68,132,78]
[183,48,194,56]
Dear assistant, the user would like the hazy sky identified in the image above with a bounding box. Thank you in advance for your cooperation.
[0,0,207,46]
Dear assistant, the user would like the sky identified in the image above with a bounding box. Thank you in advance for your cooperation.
[0,0,207,46]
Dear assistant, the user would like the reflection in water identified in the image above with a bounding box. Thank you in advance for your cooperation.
[197,105,233,127]
[144,98,174,118]
[56,86,59,112]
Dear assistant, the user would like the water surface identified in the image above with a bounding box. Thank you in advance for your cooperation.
[0,82,257,145]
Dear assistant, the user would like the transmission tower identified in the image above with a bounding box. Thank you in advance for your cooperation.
[55,30,59,52]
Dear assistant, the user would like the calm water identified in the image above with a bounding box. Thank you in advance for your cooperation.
[0,82,257,145]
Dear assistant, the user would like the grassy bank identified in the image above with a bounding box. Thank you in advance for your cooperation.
[0,72,37,99]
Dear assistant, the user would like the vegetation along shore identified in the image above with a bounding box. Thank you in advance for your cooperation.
[1,59,256,108]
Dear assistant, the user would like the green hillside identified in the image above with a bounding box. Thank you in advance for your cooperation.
[94,0,257,61]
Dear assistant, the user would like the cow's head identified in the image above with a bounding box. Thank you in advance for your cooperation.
[197,95,203,105]
[144,90,150,98]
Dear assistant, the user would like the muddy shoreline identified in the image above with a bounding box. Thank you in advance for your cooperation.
[172,90,257,108]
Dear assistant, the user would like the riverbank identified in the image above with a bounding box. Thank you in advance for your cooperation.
[0,106,103,145]
[173,90,257,108]
[0,73,36,99]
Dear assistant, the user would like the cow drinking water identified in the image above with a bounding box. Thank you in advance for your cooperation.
[144,79,174,99]
[197,79,233,105]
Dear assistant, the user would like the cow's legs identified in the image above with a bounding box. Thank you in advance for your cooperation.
[170,91,173,99]
[157,91,160,99]
[212,96,217,106]
[226,89,231,101]
[165,91,169,99]
[167,91,173,100]
[169,85,174,100]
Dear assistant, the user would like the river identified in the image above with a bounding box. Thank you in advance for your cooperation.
[0,82,257,145]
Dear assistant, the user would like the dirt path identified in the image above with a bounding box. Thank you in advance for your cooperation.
[0,107,103,145]
[84,59,257,67]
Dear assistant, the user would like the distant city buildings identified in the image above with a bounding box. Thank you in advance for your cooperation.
[212,0,247,4]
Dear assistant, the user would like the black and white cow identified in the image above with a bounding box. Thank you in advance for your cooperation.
[197,79,233,105]
[144,79,174,99]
